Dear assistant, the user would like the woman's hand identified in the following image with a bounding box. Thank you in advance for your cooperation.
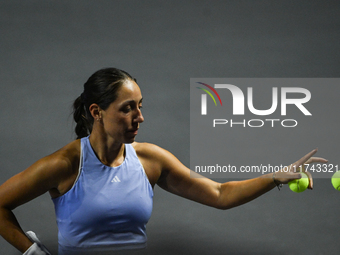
[273,149,328,189]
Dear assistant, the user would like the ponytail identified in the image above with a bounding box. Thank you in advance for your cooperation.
[73,95,93,139]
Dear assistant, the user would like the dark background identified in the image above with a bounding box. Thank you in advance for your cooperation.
[0,1,339,254]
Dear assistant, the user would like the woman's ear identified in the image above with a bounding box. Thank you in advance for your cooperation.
[89,103,102,121]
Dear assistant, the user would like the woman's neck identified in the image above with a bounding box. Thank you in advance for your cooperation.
[88,132,125,167]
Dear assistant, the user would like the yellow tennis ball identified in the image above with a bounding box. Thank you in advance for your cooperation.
[288,172,309,193]
[331,171,340,191]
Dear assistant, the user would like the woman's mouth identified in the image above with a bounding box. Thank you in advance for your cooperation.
[127,129,138,135]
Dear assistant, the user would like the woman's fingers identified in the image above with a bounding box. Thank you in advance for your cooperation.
[293,149,318,168]
[276,150,328,187]
[288,150,328,189]
[305,157,328,165]
[303,170,313,189]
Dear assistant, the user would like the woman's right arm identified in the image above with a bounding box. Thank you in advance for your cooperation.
[0,143,79,253]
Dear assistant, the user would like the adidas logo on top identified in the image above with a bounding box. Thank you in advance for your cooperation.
[111,176,121,183]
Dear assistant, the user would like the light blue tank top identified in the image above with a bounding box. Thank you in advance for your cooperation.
[52,137,153,254]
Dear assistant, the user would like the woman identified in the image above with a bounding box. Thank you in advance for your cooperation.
[0,68,327,255]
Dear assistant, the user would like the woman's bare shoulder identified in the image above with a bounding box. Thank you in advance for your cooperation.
[131,142,167,186]
[132,142,169,160]
[131,141,182,171]
[53,139,81,161]
[28,139,82,188]
[44,139,81,170]
[43,139,81,197]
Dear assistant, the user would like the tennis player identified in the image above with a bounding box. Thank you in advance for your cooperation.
[0,68,327,255]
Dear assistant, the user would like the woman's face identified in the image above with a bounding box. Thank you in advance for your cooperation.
[100,79,144,144]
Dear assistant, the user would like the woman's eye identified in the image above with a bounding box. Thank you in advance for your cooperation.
[122,106,132,113]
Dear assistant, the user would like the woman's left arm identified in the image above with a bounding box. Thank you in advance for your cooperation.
[137,143,327,210]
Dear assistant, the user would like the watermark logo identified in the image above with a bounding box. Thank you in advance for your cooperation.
[194,80,312,128]
[196,82,222,115]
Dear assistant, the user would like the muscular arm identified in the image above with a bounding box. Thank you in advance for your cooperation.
[155,147,277,209]
[0,142,79,252]
[136,143,327,210]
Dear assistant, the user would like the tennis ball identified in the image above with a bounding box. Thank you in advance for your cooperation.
[288,172,309,193]
[331,171,340,191]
